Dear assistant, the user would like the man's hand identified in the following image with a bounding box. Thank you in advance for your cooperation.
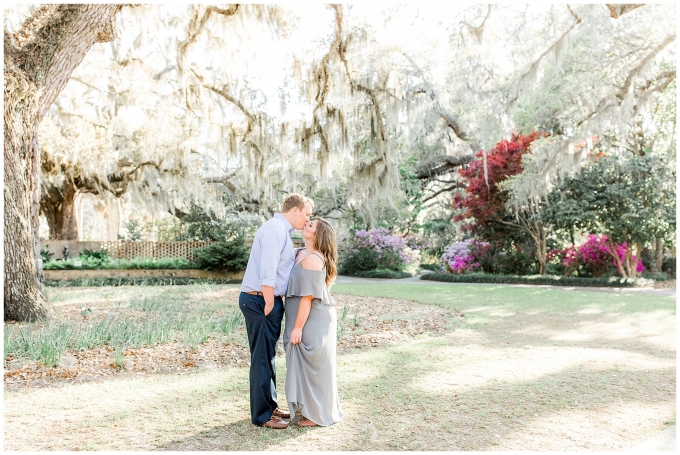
[262,285,275,316]
[290,327,303,344]
[264,301,274,316]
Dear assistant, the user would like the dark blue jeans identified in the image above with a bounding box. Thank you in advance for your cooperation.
[239,292,285,425]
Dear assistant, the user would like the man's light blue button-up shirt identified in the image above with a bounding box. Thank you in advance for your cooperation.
[240,213,295,296]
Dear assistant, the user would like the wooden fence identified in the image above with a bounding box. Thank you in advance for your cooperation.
[42,238,304,262]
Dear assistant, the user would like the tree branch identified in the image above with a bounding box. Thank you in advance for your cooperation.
[606,4,645,19]
[403,53,481,152]
[509,5,582,106]
[204,168,239,184]
[415,154,475,179]
[422,184,460,203]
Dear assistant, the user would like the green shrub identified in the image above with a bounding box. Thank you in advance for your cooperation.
[79,248,109,260]
[419,263,440,271]
[191,237,249,272]
[478,244,537,275]
[662,256,676,276]
[340,247,379,273]
[640,271,670,281]
[117,257,193,270]
[338,228,420,273]
[43,277,242,287]
[342,269,412,279]
[43,257,193,270]
[421,272,656,287]
[43,257,111,270]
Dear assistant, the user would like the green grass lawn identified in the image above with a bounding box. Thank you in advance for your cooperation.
[332,282,676,316]
[4,282,676,451]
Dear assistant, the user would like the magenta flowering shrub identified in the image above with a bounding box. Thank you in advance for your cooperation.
[548,234,644,277]
[547,245,580,275]
[441,239,489,274]
[582,234,644,275]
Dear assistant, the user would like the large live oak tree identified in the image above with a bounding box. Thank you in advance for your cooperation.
[3,3,671,321]
[4,5,123,321]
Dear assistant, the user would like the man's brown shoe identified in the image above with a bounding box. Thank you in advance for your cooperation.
[260,416,289,429]
[272,408,291,419]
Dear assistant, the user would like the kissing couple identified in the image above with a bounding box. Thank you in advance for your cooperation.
[238,193,343,429]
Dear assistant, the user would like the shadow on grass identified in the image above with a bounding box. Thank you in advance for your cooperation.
[154,417,317,451]
[148,285,674,450]
[6,283,673,451]
[457,310,677,358]
[333,321,675,450]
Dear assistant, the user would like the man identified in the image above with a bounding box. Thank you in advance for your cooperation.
[239,193,314,429]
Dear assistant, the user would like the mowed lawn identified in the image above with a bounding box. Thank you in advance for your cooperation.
[4,282,676,451]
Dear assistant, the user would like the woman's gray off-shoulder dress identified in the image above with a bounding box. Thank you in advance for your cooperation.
[283,255,343,426]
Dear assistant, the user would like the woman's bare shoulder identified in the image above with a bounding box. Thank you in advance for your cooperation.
[300,253,325,271]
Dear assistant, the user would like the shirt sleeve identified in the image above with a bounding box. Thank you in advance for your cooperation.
[258,222,287,288]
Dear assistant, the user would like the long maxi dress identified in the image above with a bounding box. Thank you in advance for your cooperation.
[283,258,343,426]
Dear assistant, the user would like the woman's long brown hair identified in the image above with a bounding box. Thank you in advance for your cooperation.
[313,218,337,287]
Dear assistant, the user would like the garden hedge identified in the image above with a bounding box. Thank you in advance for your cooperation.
[420,272,662,287]
[340,269,412,279]
[43,277,242,287]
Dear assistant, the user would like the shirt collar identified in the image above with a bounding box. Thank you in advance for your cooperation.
[274,212,294,234]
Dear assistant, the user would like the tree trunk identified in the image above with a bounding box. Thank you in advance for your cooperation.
[534,222,547,275]
[4,4,122,321]
[40,180,80,240]
[655,237,664,272]
[106,195,121,241]
[515,215,548,275]
[605,237,628,279]
[626,242,642,280]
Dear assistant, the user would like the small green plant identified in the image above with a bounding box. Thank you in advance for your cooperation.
[4,324,18,359]
[37,323,73,368]
[78,304,93,319]
[337,305,350,340]
[4,305,244,367]
[79,248,109,260]
[353,304,362,327]
[40,245,53,262]
[113,346,124,367]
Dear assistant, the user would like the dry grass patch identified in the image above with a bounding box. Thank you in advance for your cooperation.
[4,286,455,390]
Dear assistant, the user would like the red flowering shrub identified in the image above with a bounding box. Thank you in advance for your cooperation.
[453,131,547,232]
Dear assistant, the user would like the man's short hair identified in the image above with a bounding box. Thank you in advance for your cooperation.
[282,193,314,213]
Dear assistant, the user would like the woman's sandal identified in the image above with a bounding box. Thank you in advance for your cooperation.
[297,417,318,427]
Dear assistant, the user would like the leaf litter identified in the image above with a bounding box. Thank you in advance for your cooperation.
[4,287,459,390]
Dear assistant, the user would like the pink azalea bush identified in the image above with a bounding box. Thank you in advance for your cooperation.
[547,245,579,275]
[548,234,644,277]
[441,239,490,274]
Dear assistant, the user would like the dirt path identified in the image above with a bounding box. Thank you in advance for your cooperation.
[4,286,675,451]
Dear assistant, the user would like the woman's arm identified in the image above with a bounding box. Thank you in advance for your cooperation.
[290,295,312,344]
[290,253,324,344]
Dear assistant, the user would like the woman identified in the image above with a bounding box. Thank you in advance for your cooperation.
[283,217,343,427]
